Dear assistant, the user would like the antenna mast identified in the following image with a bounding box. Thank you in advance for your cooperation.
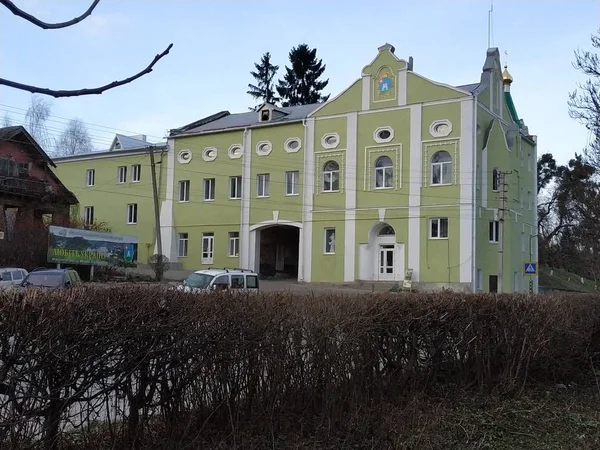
[487,0,494,48]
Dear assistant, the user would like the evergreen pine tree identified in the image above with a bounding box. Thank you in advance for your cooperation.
[247,52,280,105]
[276,44,330,107]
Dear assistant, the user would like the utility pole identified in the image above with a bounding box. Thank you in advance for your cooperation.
[497,170,511,293]
[149,145,163,279]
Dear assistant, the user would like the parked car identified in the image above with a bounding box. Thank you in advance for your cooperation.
[176,268,260,294]
[0,268,29,290]
[20,267,83,290]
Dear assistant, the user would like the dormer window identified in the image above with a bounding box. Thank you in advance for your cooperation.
[260,109,271,122]
[114,142,121,149]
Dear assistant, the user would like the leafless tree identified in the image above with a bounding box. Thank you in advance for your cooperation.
[1,113,11,127]
[56,118,95,156]
[25,95,55,150]
[0,0,172,98]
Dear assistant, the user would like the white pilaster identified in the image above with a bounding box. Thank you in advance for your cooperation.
[459,98,475,284]
[361,76,371,110]
[482,146,488,208]
[344,113,358,282]
[301,119,315,281]
[398,70,407,106]
[408,104,422,281]
[157,139,175,261]
[240,129,252,268]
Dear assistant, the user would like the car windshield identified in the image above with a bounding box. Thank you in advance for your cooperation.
[183,273,214,288]
[23,272,64,288]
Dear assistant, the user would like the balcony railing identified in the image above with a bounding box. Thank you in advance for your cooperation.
[0,175,49,197]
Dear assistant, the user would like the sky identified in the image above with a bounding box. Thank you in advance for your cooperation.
[0,0,599,164]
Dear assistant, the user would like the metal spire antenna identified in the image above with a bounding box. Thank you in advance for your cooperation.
[487,0,494,48]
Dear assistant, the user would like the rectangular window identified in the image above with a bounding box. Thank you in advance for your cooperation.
[429,218,449,239]
[118,166,127,183]
[83,206,94,226]
[285,170,299,195]
[257,173,270,197]
[86,169,95,187]
[492,169,499,191]
[178,233,188,257]
[179,180,190,202]
[324,228,335,254]
[203,178,215,201]
[228,232,239,257]
[201,232,214,264]
[528,191,532,210]
[476,269,483,291]
[528,153,532,172]
[489,220,499,243]
[126,203,138,224]
[132,164,141,182]
[522,233,526,253]
[246,275,259,289]
[229,176,242,199]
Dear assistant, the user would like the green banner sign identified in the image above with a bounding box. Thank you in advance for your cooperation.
[47,226,139,267]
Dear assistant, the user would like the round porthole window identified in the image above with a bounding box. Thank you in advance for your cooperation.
[378,129,391,140]
[177,149,192,164]
[202,147,217,162]
[256,141,272,156]
[284,138,301,153]
[322,133,340,149]
[429,120,453,138]
[228,144,243,159]
[373,127,394,143]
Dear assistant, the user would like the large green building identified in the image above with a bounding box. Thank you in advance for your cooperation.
[54,44,538,292]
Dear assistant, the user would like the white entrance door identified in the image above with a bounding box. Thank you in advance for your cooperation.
[378,244,395,281]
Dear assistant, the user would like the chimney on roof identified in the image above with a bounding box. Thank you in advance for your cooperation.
[130,134,147,142]
[407,56,414,71]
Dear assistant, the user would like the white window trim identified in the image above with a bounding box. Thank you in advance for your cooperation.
[373,126,394,144]
[201,233,214,264]
[228,232,240,257]
[321,133,340,149]
[203,178,215,201]
[85,169,95,187]
[126,203,137,225]
[177,149,192,164]
[257,173,270,198]
[323,228,336,254]
[374,157,394,190]
[489,221,499,243]
[117,166,127,184]
[132,164,141,182]
[284,137,302,153]
[322,163,340,193]
[429,217,449,239]
[178,233,189,258]
[228,144,243,159]
[178,180,190,203]
[256,140,272,156]
[431,160,453,186]
[229,176,242,199]
[83,206,94,226]
[285,170,299,196]
[202,147,217,162]
[429,119,453,138]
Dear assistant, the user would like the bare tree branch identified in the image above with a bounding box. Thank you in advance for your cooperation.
[0,0,100,30]
[0,44,173,98]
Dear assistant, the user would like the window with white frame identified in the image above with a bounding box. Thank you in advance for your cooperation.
[126,203,138,224]
[132,164,141,182]
[492,168,499,191]
[204,178,215,201]
[179,180,190,202]
[322,161,339,192]
[118,166,127,183]
[83,206,94,226]
[431,151,452,185]
[178,233,188,257]
[489,221,499,243]
[201,232,214,264]
[85,169,95,187]
[324,228,335,254]
[476,269,483,291]
[229,176,242,199]
[374,155,393,189]
[228,232,239,257]
[285,170,299,195]
[257,173,270,197]
[429,217,449,239]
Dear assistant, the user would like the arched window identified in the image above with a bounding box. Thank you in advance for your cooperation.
[431,151,452,185]
[322,160,340,192]
[378,225,395,236]
[374,156,393,189]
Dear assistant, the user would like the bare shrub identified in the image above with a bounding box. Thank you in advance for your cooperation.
[1,288,600,449]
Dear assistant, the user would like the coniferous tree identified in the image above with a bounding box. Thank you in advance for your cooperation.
[247,52,280,105]
[276,44,330,107]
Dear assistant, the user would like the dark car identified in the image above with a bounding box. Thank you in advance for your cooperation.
[20,268,82,290]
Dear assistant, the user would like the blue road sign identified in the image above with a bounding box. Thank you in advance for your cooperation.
[523,261,537,276]
[124,244,135,262]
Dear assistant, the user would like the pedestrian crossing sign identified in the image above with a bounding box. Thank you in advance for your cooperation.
[523,262,537,276]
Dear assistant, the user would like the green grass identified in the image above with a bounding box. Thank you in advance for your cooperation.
[539,265,598,293]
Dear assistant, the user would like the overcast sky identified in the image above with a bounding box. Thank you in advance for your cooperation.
[1,0,598,164]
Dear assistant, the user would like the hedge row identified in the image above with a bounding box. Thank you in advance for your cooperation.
[1,286,599,449]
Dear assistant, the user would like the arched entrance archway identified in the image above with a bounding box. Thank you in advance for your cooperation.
[358,222,405,282]
[248,221,303,281]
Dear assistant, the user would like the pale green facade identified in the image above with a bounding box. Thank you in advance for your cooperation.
[54,44,538,292]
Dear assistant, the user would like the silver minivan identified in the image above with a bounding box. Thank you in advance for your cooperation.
[176,268,260,294]
[0,268,29,290]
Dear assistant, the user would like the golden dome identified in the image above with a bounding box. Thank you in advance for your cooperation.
[502,65,513,84]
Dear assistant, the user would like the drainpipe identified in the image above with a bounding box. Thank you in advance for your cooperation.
[472,93,478,292]
[241,127,249,269]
